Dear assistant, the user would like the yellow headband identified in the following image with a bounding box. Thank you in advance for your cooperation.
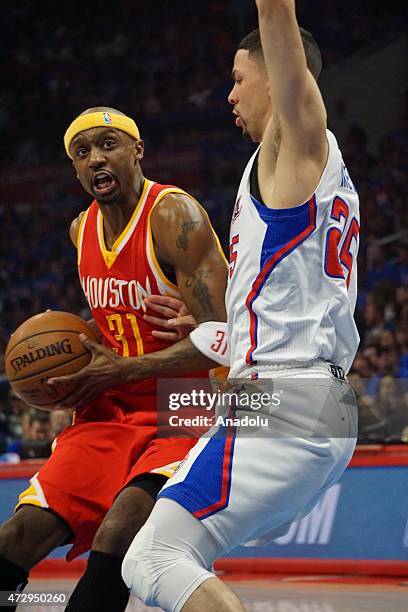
[64,111,140,158]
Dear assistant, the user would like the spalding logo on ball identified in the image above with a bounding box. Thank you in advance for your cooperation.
[5,311,98,410]
[10,338,75,375]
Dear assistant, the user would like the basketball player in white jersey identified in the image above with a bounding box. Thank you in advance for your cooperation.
[122,2,360,610]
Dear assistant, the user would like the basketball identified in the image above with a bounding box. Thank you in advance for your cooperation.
[5,311,98,410]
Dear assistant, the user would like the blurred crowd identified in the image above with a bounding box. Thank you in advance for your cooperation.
[344,112,408,441]
[0,0,407,458]
[0,0,405,165]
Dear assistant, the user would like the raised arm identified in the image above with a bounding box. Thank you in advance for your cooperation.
[256,0,328,206]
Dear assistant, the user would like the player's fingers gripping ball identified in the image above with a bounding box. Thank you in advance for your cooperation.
[5,311,98,410]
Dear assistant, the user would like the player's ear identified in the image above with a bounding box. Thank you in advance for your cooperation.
[134,139,144,163]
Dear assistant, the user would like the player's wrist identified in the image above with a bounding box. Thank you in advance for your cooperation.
[119,356,146,383]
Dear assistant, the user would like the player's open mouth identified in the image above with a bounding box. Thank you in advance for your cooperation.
[234,114,243,128]
[92,171,117,195]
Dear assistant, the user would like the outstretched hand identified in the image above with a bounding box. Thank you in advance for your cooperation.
[47,334,128,410]
[143,295,196,341]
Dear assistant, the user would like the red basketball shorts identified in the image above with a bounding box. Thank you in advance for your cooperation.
[16,393,196,560]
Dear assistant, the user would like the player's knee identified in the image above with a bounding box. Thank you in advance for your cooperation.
[122,522,204,611]
[121,524,159,607]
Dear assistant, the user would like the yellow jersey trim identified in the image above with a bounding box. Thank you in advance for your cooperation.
[77,208,90,267]
[15,479,48,511]
[148,188,187,291]
[150,461,181,478]
[15,497,43,511]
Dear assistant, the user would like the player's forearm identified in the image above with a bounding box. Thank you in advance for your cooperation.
[121,336,217,381]
[256,0,296,28]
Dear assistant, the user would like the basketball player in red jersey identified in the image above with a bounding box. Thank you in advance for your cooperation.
[0,107,228,612]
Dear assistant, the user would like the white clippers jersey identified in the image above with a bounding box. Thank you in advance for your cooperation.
[226,130,360,377]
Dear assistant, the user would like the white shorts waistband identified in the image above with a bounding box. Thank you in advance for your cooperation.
[232,360,344,380]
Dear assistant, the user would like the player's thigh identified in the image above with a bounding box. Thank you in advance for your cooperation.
[218,380,356,546]
[159,382,356,552]
[209,434,339,548]
[16,421,153,560]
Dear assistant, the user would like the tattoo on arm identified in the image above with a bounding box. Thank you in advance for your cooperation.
[185,270,216,316]
[176,219,199,251]
[151,343,199,374]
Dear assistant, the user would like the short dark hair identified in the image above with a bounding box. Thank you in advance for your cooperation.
[238,27,322,81]
[28,409,50,426]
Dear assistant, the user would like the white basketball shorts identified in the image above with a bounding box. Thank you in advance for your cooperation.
[157,362,358,552]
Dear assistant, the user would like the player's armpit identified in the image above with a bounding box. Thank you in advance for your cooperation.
[69,210,87,248]
[151,193,228,325]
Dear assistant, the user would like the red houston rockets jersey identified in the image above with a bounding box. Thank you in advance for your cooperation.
[76,179,208,419]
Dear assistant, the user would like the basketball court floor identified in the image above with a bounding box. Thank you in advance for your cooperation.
[18,574,408,611]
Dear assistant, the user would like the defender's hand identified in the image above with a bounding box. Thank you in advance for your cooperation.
[47,334,128,410]
[144,295,197,341]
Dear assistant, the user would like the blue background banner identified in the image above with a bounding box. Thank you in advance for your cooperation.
[1,465,407,561]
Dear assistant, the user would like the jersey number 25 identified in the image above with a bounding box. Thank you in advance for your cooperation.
[324,196,359,289]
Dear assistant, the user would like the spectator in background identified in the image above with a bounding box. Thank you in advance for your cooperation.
[49,410,72,440]
[352,352,374,379]
[365,242,401,291]
[350,370,385,441]
[376,376,407,441]
[379,330,398,352]
[364,295,385,343]
[6,410,51,460]
[2,390,28,442]
[378,345,400,377]
[362,344,382,396]
[396,286,408,328]
[397,245,408,286]
[0,412,8,454]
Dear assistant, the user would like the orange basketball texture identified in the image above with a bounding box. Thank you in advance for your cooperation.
[5,311,98,409]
